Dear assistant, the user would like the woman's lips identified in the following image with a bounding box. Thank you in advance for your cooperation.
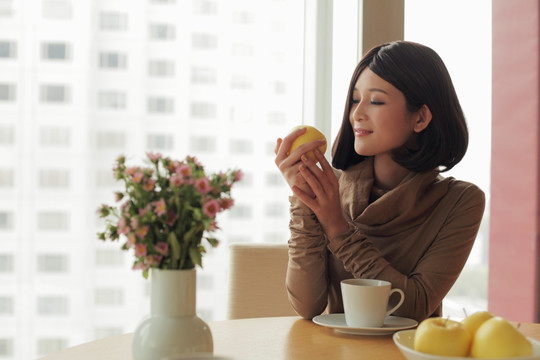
[354,128,373,136]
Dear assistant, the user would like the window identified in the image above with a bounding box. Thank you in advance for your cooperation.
[189,136,215,153]
[37,254,69,273]
[0,0,13,17]
[95,170,116,188]
[232,11,254,25]
[264,202,284,217]
[229,139,253,154]
[39,169,70,189]
[95,249,124,267]
[99,12,128,31]
[146,134,173,150]
[40,127,70,146]
[191,33,217,50]
[230,75,252,90]
[36,338,67,357]
[39,84,71,103]
[0,41,16,58]
[193,0,217,15]
[0,127,14,145]
[0,169,13,187]
[96,131,125,149]
[94,288,124,306]
[190,101,216,119]
[191,67,216,84]
[147,97,174,114]
[98,91,127,109]
[42,0,72,19]
[37,211,69,231]
[99,52,127,69]
[37,296,68,315]
[149,24,176,40]
[0,254,13,272]
[41,42,71,60]
[265,172,283,187]
[0,339,13,357]
[148,60,175,77]
[228,204,252,219]
[0,212,13,230]
[0,83,15,101]
[0,297,13,315]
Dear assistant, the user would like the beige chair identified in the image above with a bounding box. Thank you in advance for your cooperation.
[226,243,298,319]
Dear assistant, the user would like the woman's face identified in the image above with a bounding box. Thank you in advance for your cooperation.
[349,68,420,158]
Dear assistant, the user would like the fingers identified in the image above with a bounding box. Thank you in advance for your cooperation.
[274,138,283,155]
[275,127,306,161]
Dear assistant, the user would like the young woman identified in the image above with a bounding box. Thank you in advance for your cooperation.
[274,41,485,322]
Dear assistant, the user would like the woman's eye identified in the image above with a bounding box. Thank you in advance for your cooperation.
[351,99,360,104]
[370,100,385,105]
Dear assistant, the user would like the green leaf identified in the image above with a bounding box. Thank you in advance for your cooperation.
[206,237,219,247]
[168,232,180,263]
[189,247,202,267]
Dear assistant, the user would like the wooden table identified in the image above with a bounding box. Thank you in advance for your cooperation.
[39,316,540,360]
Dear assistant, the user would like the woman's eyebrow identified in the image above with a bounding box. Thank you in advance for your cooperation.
[353,87,389,94]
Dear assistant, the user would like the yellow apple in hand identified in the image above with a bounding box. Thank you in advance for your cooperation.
[462,311,494,337]
[288,125,327,162]
[414,317,472,357]
[470,316,533,358]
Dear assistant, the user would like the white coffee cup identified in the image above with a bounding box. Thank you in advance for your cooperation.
[341,278,405,328]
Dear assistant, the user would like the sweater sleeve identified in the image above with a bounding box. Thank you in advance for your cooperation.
[286,196,330,319]
[327,184,486,322]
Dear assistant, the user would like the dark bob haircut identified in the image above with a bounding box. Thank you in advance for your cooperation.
[331,41,468,173]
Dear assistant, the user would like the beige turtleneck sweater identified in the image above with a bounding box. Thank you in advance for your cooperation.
[286,157,485,322]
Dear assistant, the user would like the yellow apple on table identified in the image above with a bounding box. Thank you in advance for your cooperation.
[470,316,533,358]
[288,125,327,162]
[414,317,472,357]
[462,311,494,337]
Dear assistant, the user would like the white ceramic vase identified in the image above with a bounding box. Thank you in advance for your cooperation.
[132,268,213,360]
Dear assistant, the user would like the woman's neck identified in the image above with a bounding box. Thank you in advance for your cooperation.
[372,154,412,190]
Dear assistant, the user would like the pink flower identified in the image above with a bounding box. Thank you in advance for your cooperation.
[132,171,144,184]
[155,242,169,256]
[147,152,162,162]
[219,197,234,210]
[165,212,178,226]
[139,204,151,217]
[152,199,167,216]
[234,170,243,182]
[126,233,137,248]
[178,164,191,177]
[203,199,220,218]
[135,226,149,239]
[207,220,219,232]
[132,262,148,271]
[195,177,211,194]
[125,167,136,176]
[143,179,156,191]
[170,174,183,187]
[130,217,139,229]
[144,255,162,266]
[118,217,130,235]
[135,243,147,257]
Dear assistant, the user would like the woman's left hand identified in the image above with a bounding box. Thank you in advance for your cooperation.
[294,148,349,240]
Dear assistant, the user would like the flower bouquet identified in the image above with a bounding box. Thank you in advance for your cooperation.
[97,153,242,278]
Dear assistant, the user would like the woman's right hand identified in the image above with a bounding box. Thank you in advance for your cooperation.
[274,127,326,198]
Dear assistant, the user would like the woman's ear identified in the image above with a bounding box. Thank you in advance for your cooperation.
[413,105,432,133]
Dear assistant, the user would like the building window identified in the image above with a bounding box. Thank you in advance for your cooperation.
[228,204,252,219]
[94,288,124,306]
[264,202,285,217]
[270,81,286,95]
[190,101,216,119]
[0,339,13,357]
[230,75,252,90]
[95,170,116,188]
[229,139,253,154]
[95,249,124,267]
[0,41,16,58]
[39,169,70,189]
[0,127,14,145]
[0,297,13,315]
[0,83,15,101]
[148,60,175,77]
[96,131,125,149]
[98,91,127,109]
[191,67,216,84]
[232,11,254,25]
[147,97,174,114]
[0,169,13,187]
[42,0,72,19]
[99,52,127,70]
[37,296,68,315]
[0,212,14,230]
[191,33,217,50]
[146,134,173,150]
[41,42,71,60]
[265,172,283,187]
[39,84,71,103]
[40,127,70,146]
[99,12,128,31]
[37,254,69,273]
[37,211,69,231]
[192,0,217,15]
[0,254,13,272]
[149,24,176,40]
[189,136,215,153]
[36,338,67,357]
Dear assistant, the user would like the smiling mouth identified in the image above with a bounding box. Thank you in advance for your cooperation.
[354,128,373,136]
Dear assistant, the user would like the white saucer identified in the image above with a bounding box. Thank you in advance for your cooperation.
[312,313,418,336]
